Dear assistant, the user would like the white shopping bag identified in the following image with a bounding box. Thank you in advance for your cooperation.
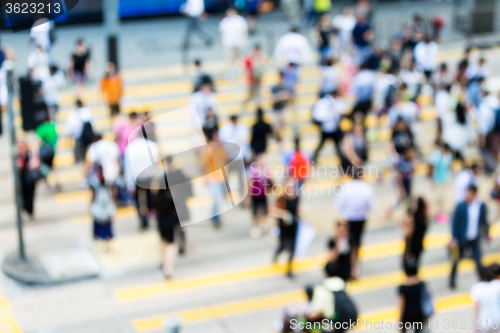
[294,221,316,257]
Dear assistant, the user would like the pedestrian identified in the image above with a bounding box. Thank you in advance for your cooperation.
[199,131,228,227]
[154,171,181,279]
[395,147,416,210]
[0,39,16,132]
[401,197,428,269]
[113,112,140,157]
[327,221,352,282]
[202,107,218,140]
[67,39,93,96]
[466,58,490,82]
[414,35,439,82]
[17,140,39,224]
[189,82,220,127]
[192,59,214,92]
[86,133,121,185]
[442,103,474,165]
[428,143,454,224]
[352,14,374,66]
[100,62,123,117]
[397,263,426,333]
[35,118,60,191]
[250,108,272,156]
[311,13,335,64]
[454,164,480,205]
[270,72,292,144]
[332,7,356,52]
[319,58,339,98]
[334,169,376,279]
[27,44,50,82]
[42,65,65,120]
[449,185,489,289]
[219,115,251,195]
[431,63,453,93]
[140,110,157,143]
[273,27,313,67]
[470,266,500,333]
[312,90,346,164]
[390,117,414,157]
[272,177,301,278]
[29,16,54,52]
[478,90,500,174]
[434,84,455,145]
[340,121,368,171]
[247,154,272,238]
[285,137,311,187]
[64,100,96,186]
[181,0,212,50]
[399,61,425,102]
[124,130,160,229]
[350,63,376,117]
[219,7,248,77]
[243,45,267,108]
[89,164,115,252]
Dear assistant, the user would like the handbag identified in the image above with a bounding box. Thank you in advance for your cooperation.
[420,282,434,318]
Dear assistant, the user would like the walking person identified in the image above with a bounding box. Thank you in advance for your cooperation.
[413,35,439,82]
[271,72,292,145]
[334,170,376,279]
[250,108,273,156]
[312,90,346,164]
[454,164,480,205]
[86,134,121,185]
[100,62,123,117]
[397,263,426,333]
[272,177,301,278]
[67,39,92,96]
[327,221,352,282]
[42,65,65,120]
[219,7,248,78]
[27,44,50,82]
[154,171,181,279]
[89,165,115,252]
[273,27,313,67]
[470,266,500,333]
[311,13,335,64]
[349,63,376,117]
[181,0,212,50]
[449,185,489,289]
[340,121,368,171]
[442,103,474,165]
[113,112,140,158]
[319,58,339,97]
[17,140,40,224]
[247,154,272,238]
[35,118,60,191]
[428,143,454,224]
[243,45,267,108]
[401,197,428,269]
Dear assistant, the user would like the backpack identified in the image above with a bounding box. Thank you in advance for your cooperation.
[90,183,116,222]
[80,121,94,145]
[420,282,434,318]
[332,290,358,325]
[288,152,310,180]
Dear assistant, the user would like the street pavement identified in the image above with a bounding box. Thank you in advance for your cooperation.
[1,7,500,333]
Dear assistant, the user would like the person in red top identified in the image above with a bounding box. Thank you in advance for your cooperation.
[243,44,267,108]
[286,137,312,187]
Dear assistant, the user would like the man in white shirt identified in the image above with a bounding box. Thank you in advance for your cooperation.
[466,58,490,81]
[453,164,480,204]
[124,134,160,229]
[350,63,376,116]
[434,84,455,144]
[27,44,50,82]
[273,27,313,66]
[64,100,96,164]
[181,0,212,49]
[331,7,356,51]
[30,17,53,52]
[450,185,489,289]
[86,134,121,184]
[312,90,346,164]
[334,171,376,279]
[42,65,66,118]
[189,82,220,127]
[414,36,439,81]
[470,267,500,332]
[219,115,249,195]
[219,7,248,71]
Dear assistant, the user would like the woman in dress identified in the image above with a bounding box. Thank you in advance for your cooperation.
[401,197,428,269]
[271,177,301,278]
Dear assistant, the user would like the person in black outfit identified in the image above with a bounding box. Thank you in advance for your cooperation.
[391,117,414,156]
[398,263,425,333]
[402,197,428,269]
[272,177,300,278]
[250,108,273,156]
[202,107,218,140]
[68,39,91,93]
[17,140,39,224]
[327,221,352,282]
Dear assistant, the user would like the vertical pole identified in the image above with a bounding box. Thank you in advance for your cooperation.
[7,71,25,261]
[104,0,120,69]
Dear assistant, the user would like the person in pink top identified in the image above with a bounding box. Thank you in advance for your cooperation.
[113,112,140,156]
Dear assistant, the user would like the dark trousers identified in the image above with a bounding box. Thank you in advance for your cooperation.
[450,238,482,287]
[313,130,343,163]
[135,185,152,228]
[183,17,211,47]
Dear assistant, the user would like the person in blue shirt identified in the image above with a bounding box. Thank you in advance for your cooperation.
[428,143,454,224]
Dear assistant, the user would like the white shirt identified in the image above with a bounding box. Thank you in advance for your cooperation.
[454,169,476,204]
[274,32,314,66]
[435,90,456,120]
[470,281,500,329]
[399,68,425,98]
[466,199,482,241]
[27,48,50,82]
[87,140,121,183]
[189,91,220,126]
[311,277,346,319]
[332,14,356,44]
[218,122,250,161]
[124,138,160,192]
[334,179,376,221]
[30,18,53,51]
[350,69,376,102]
[64,107,95,139]
[320,65,339,94]
[219,15,248,48]
[388,101,419,127]
[312,95,346,133]
[182,0,204,17]
[43,70,66,106]
[414,41,439,72]
[465,64,490,80]
[477,94,499,135]
[442,112,474,152]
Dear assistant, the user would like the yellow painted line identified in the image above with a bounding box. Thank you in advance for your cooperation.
[0,298,23,333]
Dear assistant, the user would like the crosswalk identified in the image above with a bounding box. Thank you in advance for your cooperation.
[0,281,22,333]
